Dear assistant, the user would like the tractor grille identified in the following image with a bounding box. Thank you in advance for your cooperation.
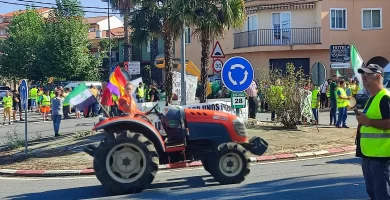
[233,119,247,137]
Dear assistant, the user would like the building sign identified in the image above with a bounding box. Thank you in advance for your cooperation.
[330,45,351,63]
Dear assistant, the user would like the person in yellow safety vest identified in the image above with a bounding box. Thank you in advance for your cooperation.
[2,91,13,125]
[335,80,350,128]
[270,79,284,121]
[50,90,56,99]
[145,85,151,102]
[41,90,51,121]
[30,85,38,112]
[351,80,359,99]
[37,88,44,114]
[111,94,119,116]
[355,64,390,199]
[311,85,320,123]
[27,86,31,112]
[135,82,145,103]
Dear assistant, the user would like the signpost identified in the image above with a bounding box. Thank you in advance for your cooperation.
[128,61,141,75]
[20,79,28,154]
[330,45,351,75]
[231,92,246,109]
[212,59,223,73]
[210,41,225,58]
[221,56,254,116]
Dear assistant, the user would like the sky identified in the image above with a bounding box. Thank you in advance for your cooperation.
[0,0,119,17]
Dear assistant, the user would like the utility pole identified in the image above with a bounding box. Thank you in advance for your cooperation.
[103,0,112,73]
[180,25,186,105]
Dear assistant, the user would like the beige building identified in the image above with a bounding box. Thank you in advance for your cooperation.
[175,0,390,81]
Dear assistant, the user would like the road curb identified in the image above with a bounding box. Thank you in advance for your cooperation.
[0,146,356,177]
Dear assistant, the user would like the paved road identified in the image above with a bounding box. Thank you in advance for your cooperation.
[0,153,367,200]
[0,110,97,145]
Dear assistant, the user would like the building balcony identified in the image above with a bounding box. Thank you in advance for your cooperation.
[233,27,321,48]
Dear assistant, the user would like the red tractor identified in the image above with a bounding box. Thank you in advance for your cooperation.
[84,104,268,195]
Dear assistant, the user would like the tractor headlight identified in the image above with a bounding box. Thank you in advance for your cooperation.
[233,119,247,137]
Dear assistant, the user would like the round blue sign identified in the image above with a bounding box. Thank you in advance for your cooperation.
[20,80,28,110]
[221,56,254,92]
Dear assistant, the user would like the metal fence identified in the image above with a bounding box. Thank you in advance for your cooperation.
[233,27,321,48]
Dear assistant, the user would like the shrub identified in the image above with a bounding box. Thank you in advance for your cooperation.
[258,63,310,129]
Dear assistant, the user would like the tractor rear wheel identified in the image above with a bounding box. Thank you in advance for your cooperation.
[93,131,159,195]
[209,142,250,185]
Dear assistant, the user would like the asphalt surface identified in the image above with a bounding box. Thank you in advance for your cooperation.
[0,110,98,145]
[0,153,367,200]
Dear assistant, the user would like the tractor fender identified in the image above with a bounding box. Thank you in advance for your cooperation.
[93,117,165,152]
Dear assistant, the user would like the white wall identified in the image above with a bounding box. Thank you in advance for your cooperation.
[97,16,123,31]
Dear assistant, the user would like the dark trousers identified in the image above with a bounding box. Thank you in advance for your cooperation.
[63,105,70,119]
[362,158,390,200]
[320,93,327,108]
[336,107,347,127]
[312,108,318,123]
[248,97,258,119]
[330,99,337,124]
[52,115,62,135]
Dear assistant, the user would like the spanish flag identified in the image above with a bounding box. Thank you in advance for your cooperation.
[108,66,127,96]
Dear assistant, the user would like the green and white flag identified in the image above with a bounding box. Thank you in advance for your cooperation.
[64,83,97,111]
[351,44,364,87]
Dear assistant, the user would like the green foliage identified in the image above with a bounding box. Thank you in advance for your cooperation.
[185,0,246,103]
[141,65,152,85]
[258,63,309,129]
[0,7,44,81]
[0,2,101,82]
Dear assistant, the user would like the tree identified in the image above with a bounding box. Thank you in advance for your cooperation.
[129,0,185,105]
[38,0,99,80]
[0,8,44,81]
[187,0,246,103]
[110,0,133,63]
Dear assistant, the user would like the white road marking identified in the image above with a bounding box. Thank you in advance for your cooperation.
[0,152,356,181]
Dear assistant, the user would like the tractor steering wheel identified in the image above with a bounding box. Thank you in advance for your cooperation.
[148,103,164,119]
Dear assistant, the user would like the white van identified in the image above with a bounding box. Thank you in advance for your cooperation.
[64,81,102,91]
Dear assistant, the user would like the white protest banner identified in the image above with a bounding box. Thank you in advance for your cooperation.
[136,100,248,134]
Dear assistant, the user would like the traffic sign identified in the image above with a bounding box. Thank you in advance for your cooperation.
[212,59,223,73]
[20,79,28,111]
[231,92,246,109]
[221,56,254,92]
[210,41,225,58]
[128,61,141,75]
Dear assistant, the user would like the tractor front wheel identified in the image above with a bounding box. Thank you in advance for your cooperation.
[93,131,159,195]
[209,142,250,185]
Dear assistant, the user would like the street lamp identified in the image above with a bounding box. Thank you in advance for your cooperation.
[101,0,112,73]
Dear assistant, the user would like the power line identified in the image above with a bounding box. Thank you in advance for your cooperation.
[0,0,122,15]
[15,0,124,11]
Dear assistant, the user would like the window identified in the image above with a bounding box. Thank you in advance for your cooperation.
[184,27,191,44]
[146,40,150,52]
[89,27,96,32]
[272,12,291,44]
[362,8,382,29]
[330,8,347,29]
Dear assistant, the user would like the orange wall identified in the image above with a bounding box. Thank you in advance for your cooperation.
[174,0,390,79]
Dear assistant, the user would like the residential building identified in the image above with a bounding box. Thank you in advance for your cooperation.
[0,8,53,39]
[175,0,390,80]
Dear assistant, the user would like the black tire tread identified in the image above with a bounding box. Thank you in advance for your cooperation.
[93,130,159,195]
[209,142,250,185]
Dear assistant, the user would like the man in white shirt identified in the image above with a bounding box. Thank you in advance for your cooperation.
[320,80,328,109]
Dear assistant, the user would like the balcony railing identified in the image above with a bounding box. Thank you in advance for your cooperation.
[233,27,321,48]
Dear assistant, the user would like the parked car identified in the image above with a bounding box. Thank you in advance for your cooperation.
[0,86,11,102]
[355,88,369,109]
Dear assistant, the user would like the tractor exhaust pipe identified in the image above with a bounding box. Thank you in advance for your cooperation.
[83,144,97,157]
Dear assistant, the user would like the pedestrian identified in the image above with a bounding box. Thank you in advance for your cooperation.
[51,90,64,137]
[335,80,350,128]
[29,85,38,112]
[41,90,51,121]
[329,75,338,125]
[149,83,160,102]
[12,90,24,122]
[88,85,99,117]
[118,82,150,117]
[355,64,390,199]
[135,82,145,103]
[311,85,320,123]
[62,88,71,119]
[2,91,13,125]
[320,80,328,108]
[101,82,113,117]
[245,80,258,119]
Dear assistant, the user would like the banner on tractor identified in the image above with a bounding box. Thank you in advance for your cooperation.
[136,100,248,134]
